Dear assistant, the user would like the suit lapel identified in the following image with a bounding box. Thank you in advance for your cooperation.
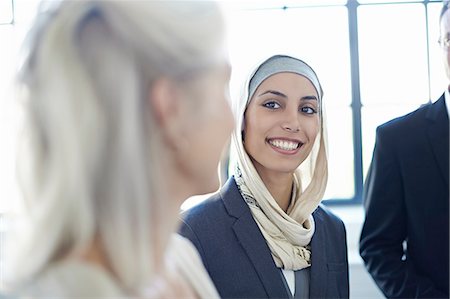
[233,217,289,298]
[309,209,327,299]
[425,96,449,188]
[222,177,289,299]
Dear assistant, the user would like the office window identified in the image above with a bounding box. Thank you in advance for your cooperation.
[0,25,18,214]
[429,2,448,99]
[221,0,446,206]
[0,0,13,24]
[0,0,39,214]
[359,3,429,177]
[358,0,422,3]
[0,1,447,211]
[227,4,354,202]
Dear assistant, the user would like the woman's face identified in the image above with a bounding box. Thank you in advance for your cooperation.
[440,8,450,83]
[243,72,320,178]
[178,63,234,195]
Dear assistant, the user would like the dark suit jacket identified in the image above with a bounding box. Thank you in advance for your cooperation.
[360,96,449,298]
[179,176,349,299]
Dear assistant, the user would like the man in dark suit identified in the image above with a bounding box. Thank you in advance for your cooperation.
[359,2,450,298]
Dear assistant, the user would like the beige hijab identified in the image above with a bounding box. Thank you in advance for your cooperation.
[231,55,328,271]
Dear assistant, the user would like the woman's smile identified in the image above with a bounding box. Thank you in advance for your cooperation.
[267,137,303,155]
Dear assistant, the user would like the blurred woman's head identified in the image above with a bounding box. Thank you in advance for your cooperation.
[9,0,232,293]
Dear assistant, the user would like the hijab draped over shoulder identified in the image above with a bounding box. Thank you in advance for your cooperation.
[231,55,328,271]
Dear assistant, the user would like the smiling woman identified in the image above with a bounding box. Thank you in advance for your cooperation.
[244,73,321,211]
[179,54,349,299]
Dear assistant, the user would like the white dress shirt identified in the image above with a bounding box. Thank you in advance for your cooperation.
[445,87,450,115]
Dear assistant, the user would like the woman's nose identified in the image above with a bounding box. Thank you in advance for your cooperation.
[283,124,300,132]
[282,110,300,132]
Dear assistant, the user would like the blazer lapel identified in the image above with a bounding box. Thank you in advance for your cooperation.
[309,209,327,299]
[221,177,289,299]
[425,96,449,187]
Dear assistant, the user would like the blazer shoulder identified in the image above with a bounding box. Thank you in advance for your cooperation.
[181,191,226,225]
[380,107,425,132]
[315,204,345,227]
[180,177,244,229]
[178,191,230,268]
[377,97,445,136]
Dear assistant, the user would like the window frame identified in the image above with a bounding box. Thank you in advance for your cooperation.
[224,0,443,206]
[3,0,444,209]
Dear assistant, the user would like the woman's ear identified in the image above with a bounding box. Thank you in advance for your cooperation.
[148,78,184,150]
[149,78,177,126]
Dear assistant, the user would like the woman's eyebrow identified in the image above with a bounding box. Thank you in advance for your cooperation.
[301,95,318,101]
[258,90,287,98]
[258,90,318,101]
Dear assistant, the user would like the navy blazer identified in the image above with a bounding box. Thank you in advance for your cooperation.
[179,177,349,299]
[360,96,449,298]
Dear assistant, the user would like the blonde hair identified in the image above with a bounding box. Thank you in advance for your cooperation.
[8,0,225,293]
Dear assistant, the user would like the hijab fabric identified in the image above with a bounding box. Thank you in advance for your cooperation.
[231,55,328,270]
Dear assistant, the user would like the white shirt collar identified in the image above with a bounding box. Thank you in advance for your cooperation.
[445,88,450,115]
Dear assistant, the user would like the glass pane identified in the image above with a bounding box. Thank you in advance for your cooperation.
[226,6,353,201]
[361,103,423,179]
[358,0,421,3]
[323,106,355,200]
[0,0,39,214]
[11,0,39,26]
[227,6,351,105]
[224,0,348,11]
[0,0,13,24]
[0,25,21,214]
[428,2,448,101]
[358,4,429,106]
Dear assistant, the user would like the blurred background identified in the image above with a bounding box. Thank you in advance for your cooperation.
[0,1,446,297]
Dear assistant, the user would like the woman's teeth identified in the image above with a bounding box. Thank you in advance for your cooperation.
[268,139,300,151]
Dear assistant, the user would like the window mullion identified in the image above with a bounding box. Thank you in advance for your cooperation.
[348,0,363,204]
